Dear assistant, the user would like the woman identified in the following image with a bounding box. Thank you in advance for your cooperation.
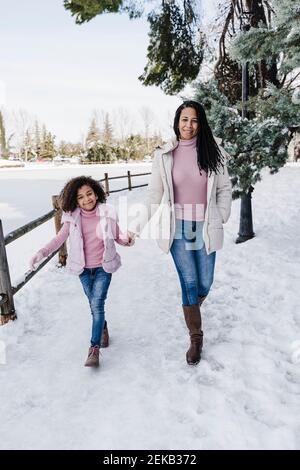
[129,100,232,365]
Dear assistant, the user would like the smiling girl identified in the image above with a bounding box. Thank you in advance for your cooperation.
[30,176,134,368]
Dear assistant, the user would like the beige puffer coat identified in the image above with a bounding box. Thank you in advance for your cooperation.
[130,137,232,254]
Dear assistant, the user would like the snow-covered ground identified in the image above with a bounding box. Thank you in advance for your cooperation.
[0,164,300,450]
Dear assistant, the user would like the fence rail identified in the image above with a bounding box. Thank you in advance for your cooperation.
[4,209,56,246]
[11,249,60,296]
[0,170,150,324]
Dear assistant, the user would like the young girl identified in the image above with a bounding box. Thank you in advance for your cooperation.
[30,176,134,368]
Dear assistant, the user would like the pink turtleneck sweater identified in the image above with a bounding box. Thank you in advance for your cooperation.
[172,136,208,221]
[80,206,104,268]
[39,206,128,269]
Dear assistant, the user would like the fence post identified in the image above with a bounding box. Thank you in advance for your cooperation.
[127,170,132,191]
[52,196,67,266]
[0,220,16,325]
[104,173,110,195]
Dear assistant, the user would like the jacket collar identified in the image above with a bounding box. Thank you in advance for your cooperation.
[160,135,222,156]
[160,137,179,155]
[62,207,80,224]
[62,203,116,224]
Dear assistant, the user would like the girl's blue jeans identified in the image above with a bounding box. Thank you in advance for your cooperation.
[170,219,216,306]
[79,267,112,347]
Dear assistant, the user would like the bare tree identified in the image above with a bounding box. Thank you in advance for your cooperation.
[139,106,155,153]
[113,107,134,143]
[10,109,36,157]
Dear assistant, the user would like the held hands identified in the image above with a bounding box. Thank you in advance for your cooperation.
[30,251,44,271]
[126,231,136,247]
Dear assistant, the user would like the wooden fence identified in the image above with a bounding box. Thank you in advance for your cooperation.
[0,170,150,325]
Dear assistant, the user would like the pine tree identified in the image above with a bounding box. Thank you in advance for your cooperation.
[86,117,101,149]
[139,1,204,94]
[230,0,300,89]
[40,125,56,160]
[102,113,113,145]
[34,120,41,158]
[45,132,56,159]
[86,143,116,163]
[221,0,300,196]
[64,0,204,95]
[58,140,68,156]
[22,129,35,161]
[193,77,300,198]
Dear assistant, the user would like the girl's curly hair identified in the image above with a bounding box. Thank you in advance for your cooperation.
[59,176,106,212]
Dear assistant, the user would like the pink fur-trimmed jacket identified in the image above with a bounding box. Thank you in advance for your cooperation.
[58,203,128,275]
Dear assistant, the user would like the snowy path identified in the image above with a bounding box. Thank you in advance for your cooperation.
[0,166,300,449]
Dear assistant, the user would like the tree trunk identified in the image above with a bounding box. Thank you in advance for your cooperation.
[236,187,255,243]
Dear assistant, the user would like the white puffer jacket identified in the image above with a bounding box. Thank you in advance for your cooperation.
[130,137,232,254]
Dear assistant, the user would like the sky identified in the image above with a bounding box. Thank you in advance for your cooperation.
[0,0,205,145]
[0,0,219,145]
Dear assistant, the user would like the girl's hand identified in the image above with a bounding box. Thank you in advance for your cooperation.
[127,232,136,246]
[125,232,136,246]
[126,232,136,246]
[30,251,44,270]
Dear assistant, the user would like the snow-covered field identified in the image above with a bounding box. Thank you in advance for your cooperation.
[0,163,300,450]
[0,162,151,234]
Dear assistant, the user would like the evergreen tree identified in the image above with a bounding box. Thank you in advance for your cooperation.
[86,117,101,149]
[86,143,116,163]
[139,1,204,94]
[58,140,84,157]
[63,1,286,97]
[71,142,85,156]
[193,78,299,198]
[58,140,69,156]
[64,0,204,94]
[34,120,41,158]
[230,0,300,89]
[22,129,35,161]
[102,113,114,145]
[63,0,141,22]
[213,0,279,104]
[40,125,56,159]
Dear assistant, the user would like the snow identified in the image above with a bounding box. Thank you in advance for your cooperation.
[0,163,300,450]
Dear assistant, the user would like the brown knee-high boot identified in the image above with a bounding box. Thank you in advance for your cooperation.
[183,304,203,365]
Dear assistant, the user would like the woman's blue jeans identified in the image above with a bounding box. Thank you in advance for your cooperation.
[170,220,216,306]
[79,267,112,347]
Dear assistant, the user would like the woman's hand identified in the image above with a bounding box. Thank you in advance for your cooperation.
[30,251,44,270]
[126,232,136,246]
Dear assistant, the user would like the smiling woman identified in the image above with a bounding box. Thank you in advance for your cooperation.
[178,107,199,140]
[129,100,232,366]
